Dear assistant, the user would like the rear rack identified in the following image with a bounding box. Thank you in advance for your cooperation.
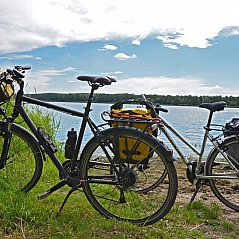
[101,110,161,124]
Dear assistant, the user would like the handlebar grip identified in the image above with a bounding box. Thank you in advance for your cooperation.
[22,65,31,70]
[156,105,168,113]
[14,65,31,71]
[160,107,168,113]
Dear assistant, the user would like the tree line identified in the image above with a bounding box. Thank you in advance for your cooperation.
[26,93,239,107]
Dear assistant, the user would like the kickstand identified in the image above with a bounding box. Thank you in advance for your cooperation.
[189,180,203,204]
[56,188,76,217]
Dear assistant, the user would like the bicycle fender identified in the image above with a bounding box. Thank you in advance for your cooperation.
[0,121,46,161]
[156,139,177,162]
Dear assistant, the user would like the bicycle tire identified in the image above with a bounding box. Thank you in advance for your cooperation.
[80,127,178,225]
[0,122,43,192]
[206,136,239,211]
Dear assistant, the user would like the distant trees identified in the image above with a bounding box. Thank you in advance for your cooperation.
[26,93,239,107]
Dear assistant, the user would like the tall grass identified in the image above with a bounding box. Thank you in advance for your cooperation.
[0,102,238,238]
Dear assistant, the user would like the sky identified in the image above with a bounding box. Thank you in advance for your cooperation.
[0,0,239,96]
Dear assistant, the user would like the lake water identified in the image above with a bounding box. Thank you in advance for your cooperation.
[43,102,239,157]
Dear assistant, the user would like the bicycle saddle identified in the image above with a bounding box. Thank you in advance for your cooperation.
[199,101,227,112]
[77,76,116,85]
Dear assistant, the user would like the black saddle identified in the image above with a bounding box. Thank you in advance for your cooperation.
[199,101,227,112]
[77,76,116,85]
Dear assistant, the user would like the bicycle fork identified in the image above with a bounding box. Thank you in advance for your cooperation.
[0,121,13,169]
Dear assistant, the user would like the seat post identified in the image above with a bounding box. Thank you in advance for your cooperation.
[206,111,214,129]
[198,110,214,170]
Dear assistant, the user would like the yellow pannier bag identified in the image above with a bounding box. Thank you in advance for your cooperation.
[110,107,158,162]
[0,81,14,102]
[0,71,14,103]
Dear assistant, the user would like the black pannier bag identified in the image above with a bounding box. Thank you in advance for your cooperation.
[224,118,239,136]
[223,118,239,165]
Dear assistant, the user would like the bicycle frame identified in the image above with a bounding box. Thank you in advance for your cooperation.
[158,111,239,180]
[4,81,102,184]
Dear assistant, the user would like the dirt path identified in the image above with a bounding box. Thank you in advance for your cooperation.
[174,163,239,236]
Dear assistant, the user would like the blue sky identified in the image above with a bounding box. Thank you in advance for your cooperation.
[0,0,239,96]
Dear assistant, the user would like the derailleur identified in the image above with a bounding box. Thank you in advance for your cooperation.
[117,167,138,190]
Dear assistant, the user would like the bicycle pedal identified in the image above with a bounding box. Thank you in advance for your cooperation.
[38,191,51,200]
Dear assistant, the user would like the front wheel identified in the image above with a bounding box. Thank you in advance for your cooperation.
[206,137,239,211]
[0,122,43,192]
[80,127,178,225]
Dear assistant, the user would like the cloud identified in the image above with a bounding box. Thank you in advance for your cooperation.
[100,76,239,96]
[102,71,123,75]
[157,33,181,49]
[164,44,178,50]
[24,67,76,92]
[99,44,117,51]
[114,53,137,60]
[0,54,35,60]
[219,26,239,37]
[34,67,76,76]
[1,0,239,53]
[132,40,141,46]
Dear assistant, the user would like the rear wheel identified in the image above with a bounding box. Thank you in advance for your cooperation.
[0,123,43,192]
[80,127,178,225]
[206,137,239,211]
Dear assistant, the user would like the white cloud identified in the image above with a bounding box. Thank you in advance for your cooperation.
[1,0,239,53]
[0,54,34,60]
[114,53,137,60]
[99,44,117,51]
[24,67,76,93]
[132,40,141,46]
[0,54,43,61]
[164,44,178,50]
[34,67,76,76]
[100,76,239,96]
[102,71,123,75]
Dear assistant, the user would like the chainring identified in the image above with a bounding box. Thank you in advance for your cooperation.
[59,160,80,187]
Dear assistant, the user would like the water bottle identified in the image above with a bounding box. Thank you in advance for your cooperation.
[65,128,77,159]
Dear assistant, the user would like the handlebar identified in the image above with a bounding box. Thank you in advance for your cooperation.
[140,94,168,113]
[14,65,31,71]
[3,65,31,84]
[155,105,168,113]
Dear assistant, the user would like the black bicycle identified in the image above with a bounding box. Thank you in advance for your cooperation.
[0,66,178,225]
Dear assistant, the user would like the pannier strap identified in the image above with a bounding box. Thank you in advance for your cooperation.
[199,101,227,112]
[111,112,161,122]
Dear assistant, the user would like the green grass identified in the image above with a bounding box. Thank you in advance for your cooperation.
[0,103,238,238]
[1,164,239,238]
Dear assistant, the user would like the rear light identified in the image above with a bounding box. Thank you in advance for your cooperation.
[169,149,173,155]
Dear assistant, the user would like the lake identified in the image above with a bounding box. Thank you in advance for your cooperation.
[43,102,239,157]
